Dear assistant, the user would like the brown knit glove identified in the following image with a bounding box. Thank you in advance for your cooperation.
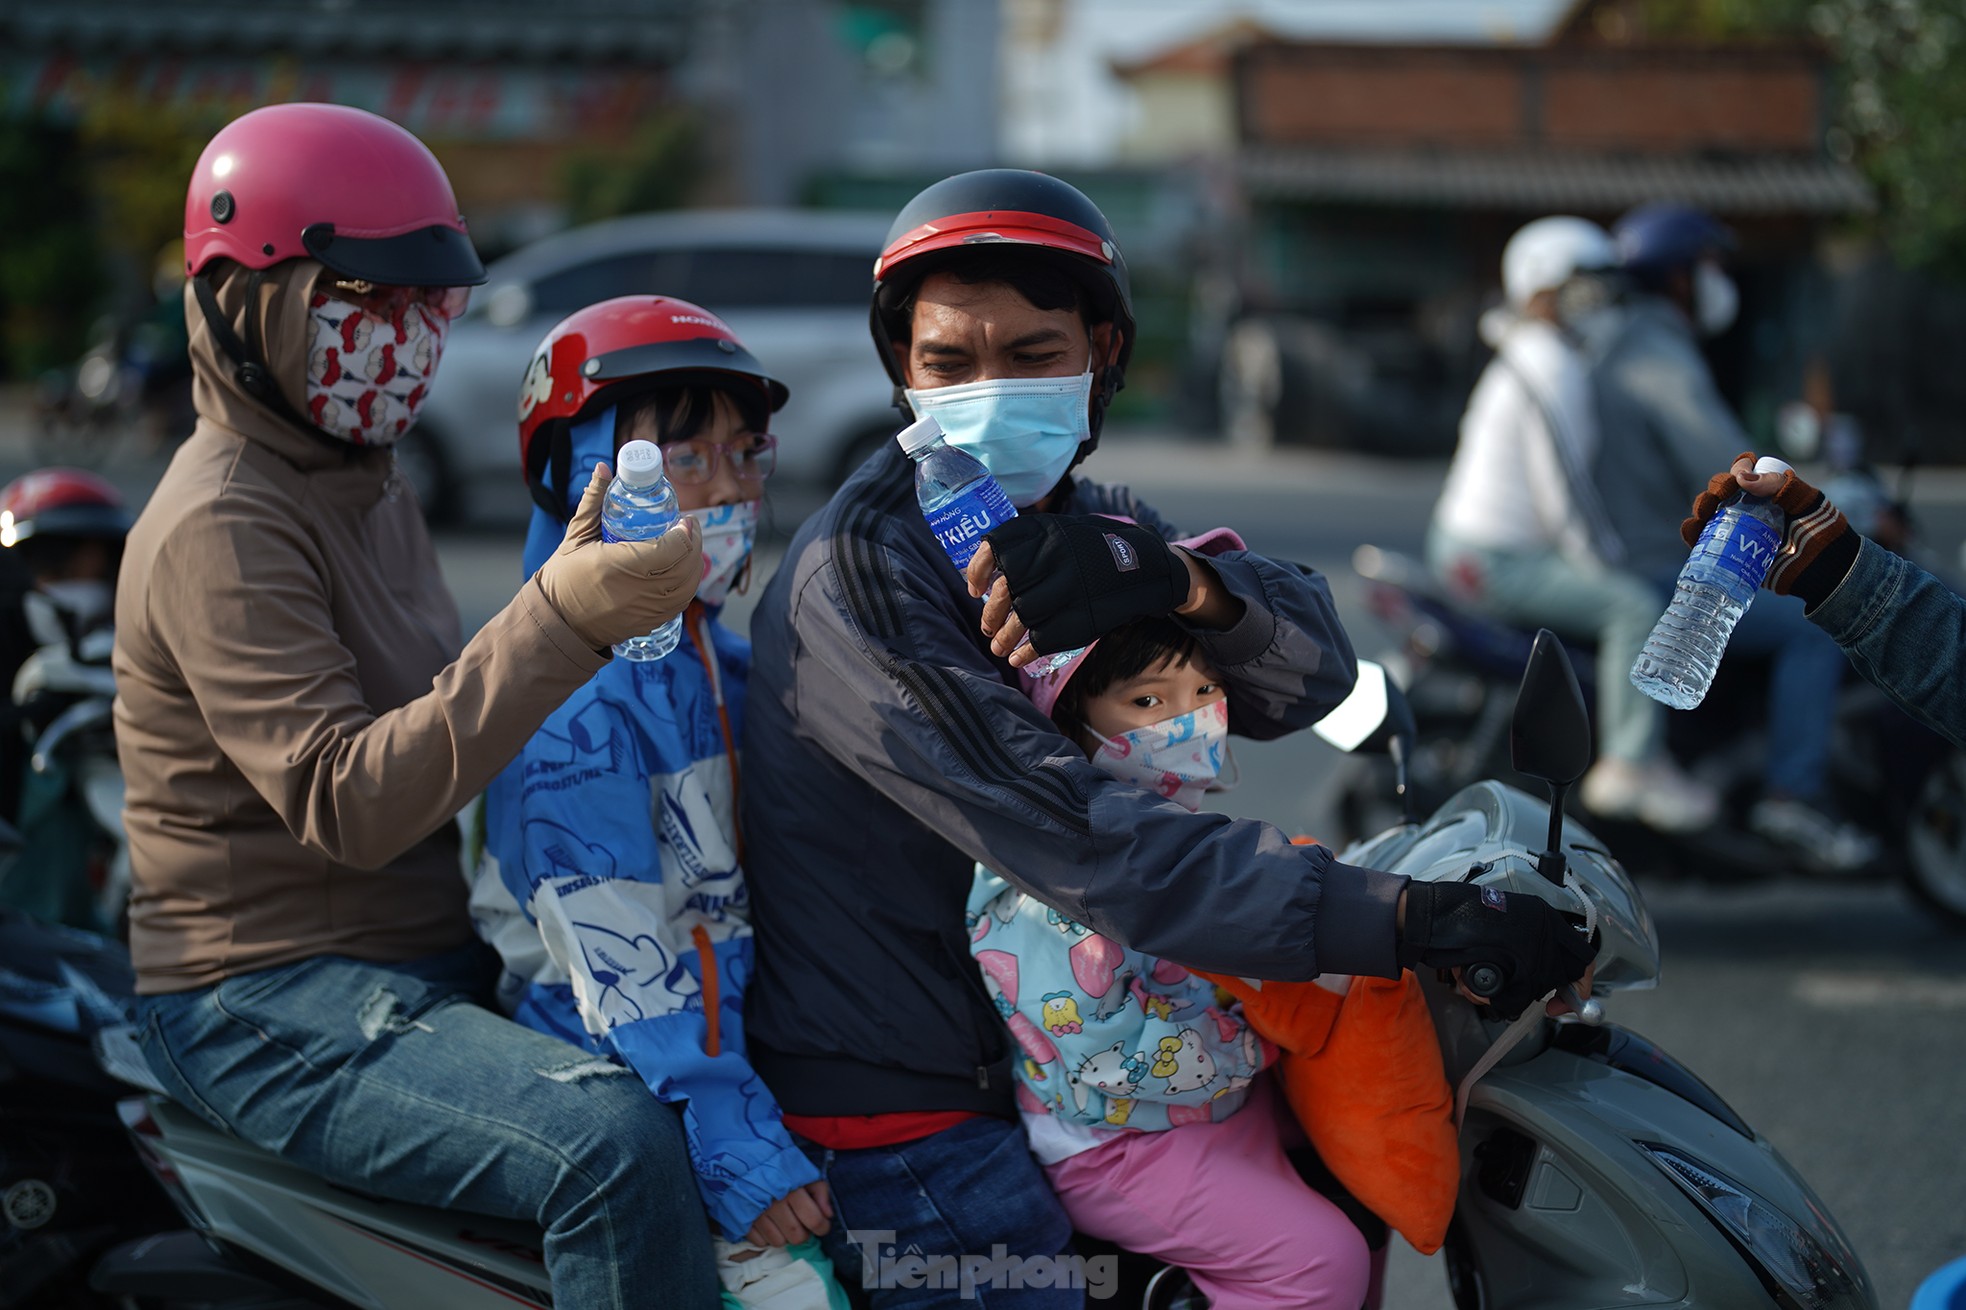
[1680,452,1858,608]
[536,463,703,650]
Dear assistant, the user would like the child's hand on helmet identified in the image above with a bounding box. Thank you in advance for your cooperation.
[535,462,702,651]
[1683,453,1859,608]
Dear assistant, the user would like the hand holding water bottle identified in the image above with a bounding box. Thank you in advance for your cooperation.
[1680,453,1859,607]
[1631,453,1804,710]
[968,515,1200,667]
[534,460,701,652]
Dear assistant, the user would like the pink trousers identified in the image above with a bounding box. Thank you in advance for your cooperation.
[1044,1079,1378,1310]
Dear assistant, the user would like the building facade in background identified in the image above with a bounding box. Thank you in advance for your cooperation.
[1211,0,1876,455]
[0,0,997,250]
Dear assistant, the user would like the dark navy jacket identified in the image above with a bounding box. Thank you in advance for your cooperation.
[742,443,1404,1117]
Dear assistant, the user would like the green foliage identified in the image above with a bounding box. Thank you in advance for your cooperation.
[560,111,705,226]
[79,97,222,271]
[1633,0,1966,274]
[0,116,103,377]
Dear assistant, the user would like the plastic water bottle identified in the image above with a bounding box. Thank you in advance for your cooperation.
[600,438,683,662]
[1630,456,1792,709]
[897,416,1079,674]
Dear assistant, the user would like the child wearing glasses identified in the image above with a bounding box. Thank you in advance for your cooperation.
[476,296,846,1309]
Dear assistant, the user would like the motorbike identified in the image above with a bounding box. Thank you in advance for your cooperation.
[1313,636,1877,1309]
[33,307,195,470]
[0,640,1876,1308]
[3,621,128,937]
[1339,541,1966,930]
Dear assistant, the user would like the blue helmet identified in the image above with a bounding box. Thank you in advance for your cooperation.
[1613,203,1735,286]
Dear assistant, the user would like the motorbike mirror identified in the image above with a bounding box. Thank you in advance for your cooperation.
[1512,630,1592,884]
[1315,660,1420,824]
[1510,630,1591,787]
[1313,660,1387,753]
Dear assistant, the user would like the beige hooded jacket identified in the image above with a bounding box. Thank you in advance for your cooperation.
[115,260,608,993]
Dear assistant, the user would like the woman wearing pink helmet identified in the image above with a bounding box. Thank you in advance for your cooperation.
[113,104,717,1306]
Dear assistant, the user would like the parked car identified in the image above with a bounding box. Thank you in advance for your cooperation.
[409,209,899,522]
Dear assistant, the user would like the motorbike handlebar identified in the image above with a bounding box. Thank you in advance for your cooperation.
[1460,965,1607,1025]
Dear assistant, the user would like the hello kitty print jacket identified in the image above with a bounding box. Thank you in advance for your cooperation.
[967,869,1273,1162]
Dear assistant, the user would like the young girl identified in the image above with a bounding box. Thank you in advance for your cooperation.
[477,296,846,1310]
[969,541,1375,1310]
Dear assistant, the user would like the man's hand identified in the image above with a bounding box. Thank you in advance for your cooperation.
[963,515,1201,666]
[1395,882,1598,1020]
[534,462,702,650]
[1682,453,1858,608]
[744,1181,833,1248]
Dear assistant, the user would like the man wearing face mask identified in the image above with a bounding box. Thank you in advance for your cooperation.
[114,105,721,1307]
[742,171,1597,1305]
[1585,203,1873,871]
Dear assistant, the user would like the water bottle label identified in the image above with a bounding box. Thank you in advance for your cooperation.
[926,481,1016,568]
[1693,509,1782,590]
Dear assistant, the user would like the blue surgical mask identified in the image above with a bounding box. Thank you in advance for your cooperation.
[904,369,1093,507]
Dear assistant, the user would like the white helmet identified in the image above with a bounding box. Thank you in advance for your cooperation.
[1502,217,1615,308]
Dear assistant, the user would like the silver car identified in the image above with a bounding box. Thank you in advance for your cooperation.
[409,209,900,522]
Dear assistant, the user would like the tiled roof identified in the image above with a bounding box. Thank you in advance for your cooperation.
[1240,145,1876,214]
[2,1,686,61]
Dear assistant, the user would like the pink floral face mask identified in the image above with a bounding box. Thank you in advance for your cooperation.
[1085,699,1229,812]
[304,292,448,446]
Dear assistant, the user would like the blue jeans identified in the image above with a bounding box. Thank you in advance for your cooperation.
[135,943,719,1309]
[800,1117,1082,1308]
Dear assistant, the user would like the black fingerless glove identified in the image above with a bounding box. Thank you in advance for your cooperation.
[1396,881,1598,1020]
[984,514,1190,655]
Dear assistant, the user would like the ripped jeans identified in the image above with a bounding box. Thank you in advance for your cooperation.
[133,942,720,1309]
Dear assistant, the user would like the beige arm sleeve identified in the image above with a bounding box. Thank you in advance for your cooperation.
[147,507,605,871]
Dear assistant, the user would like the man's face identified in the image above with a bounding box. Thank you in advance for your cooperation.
[897,272,1115,391]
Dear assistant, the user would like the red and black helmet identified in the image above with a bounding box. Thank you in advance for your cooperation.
[0,469,131,549]
[870,170,1136,398]
[517,296,787,518]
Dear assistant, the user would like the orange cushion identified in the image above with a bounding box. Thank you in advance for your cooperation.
[1199,969,1459,1255]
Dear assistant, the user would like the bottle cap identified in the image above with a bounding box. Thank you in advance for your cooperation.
[895,414,945,457]
[1753,456,1793,478]
[615,439,664,488]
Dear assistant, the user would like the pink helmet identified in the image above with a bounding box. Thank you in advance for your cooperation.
[1019,525,1247,719]
[184,103,485,287]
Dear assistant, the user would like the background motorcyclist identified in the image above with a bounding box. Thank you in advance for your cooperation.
[1687,456,1966,749]
[0,468,129,930]
[1429,216,1714,835]
[1585,202,1876,872]
[113,103,718,1308]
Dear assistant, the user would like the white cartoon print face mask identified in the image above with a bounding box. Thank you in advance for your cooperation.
[685,500,759,607]
[1085,699,1228,812]
[304,293,448,446]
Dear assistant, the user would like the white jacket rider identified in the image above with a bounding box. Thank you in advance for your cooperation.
[1428,217,1716,834]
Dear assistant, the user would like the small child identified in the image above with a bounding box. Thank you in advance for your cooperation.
[968,602,1373,1310]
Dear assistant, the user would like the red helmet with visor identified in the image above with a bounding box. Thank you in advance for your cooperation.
[0,469,132,549]
[517,296,788,519]
[869,170,1136,395]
